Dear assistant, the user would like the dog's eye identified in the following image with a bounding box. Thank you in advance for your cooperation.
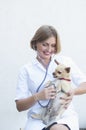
[57,71,61,74]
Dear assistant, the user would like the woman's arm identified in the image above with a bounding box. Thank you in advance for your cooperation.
[16,85,56,112]
[62,82,86,109]
[74,82,86,95]
[15,94,38,112]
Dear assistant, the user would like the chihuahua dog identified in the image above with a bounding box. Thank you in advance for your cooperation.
[41,60,72,126]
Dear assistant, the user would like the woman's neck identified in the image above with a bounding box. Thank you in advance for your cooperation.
[36,55,51,69]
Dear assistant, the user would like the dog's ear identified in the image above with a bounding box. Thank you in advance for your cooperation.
[65,67,70,73]
[54,59,59,65]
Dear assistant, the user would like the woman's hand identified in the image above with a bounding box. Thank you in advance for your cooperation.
[37,85,56,100]
[60,89,74,109]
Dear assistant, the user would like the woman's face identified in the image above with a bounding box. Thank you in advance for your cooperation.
[36,36,56,60]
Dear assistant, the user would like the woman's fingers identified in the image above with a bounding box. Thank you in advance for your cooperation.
[44,85,56,99]
[59,90,74,109]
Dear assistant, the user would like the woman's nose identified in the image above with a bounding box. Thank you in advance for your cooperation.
[47,46,52,52]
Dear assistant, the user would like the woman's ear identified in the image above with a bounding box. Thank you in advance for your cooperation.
[32,43,37,50]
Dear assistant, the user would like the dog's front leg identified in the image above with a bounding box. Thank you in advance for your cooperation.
[56,82,61,93]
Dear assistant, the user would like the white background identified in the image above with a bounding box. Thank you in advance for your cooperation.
[0,0,86,130]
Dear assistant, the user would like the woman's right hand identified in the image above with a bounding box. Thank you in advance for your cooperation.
[37,85,56,100]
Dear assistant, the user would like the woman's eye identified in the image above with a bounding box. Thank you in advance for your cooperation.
[52,45,56,48]
[42,43,47,46]
[42,42,56,48]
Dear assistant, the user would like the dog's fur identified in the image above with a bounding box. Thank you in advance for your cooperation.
[31,60,72,126]
[41,60,72,126]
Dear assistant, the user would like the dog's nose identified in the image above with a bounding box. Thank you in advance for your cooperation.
[52,72,55,76]
[52,72,57,78]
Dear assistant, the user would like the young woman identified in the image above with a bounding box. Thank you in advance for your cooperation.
[15,25,86,130]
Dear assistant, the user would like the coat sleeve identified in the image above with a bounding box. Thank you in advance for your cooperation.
[15,66,32,100]
[66,57,86,86]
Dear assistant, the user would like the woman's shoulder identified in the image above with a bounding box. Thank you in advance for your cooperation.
[19,57,38,72]
[19,62,33,71]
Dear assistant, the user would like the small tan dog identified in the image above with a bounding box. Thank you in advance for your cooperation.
[41,60,72,126]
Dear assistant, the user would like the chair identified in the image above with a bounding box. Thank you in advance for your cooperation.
[20,128,24,130]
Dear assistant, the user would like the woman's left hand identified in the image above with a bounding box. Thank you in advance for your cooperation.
[60,89,75,109]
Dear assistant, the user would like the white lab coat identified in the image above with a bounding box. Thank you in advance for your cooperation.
[15,54,86,130]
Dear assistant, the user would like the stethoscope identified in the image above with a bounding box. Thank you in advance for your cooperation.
[36,60,51,108]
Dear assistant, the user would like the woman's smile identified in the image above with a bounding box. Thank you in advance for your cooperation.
[36,36,56,60]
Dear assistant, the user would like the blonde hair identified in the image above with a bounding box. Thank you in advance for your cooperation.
[30,25,61,54]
